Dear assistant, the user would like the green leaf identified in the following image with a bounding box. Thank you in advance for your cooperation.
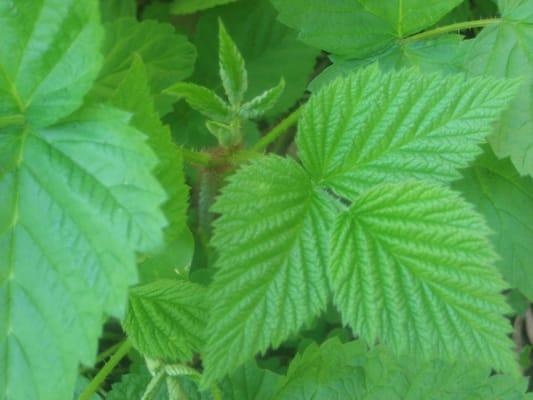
[274,338,528,400]
[297,66,518,200]
[377,34,470,74]
[218,19,248,106]
[169,361,279,400]
[193,0,319,117]
[220,362,282,400]
[464,2,533,176]
[170,0,237,15]
[124,280,207,362]
[358,0,464,37]
[0,104,166,400]
[109,56,193,281]
[0,0,102,128]
[383,354,530,400]
[203,156,337,383]
[107,362,167,400]
[165,83,231,121]
[273,339,375,399]
[0,3,164,399]
[453,148,533,300]
[99,0,136,23]
[240,78,286,119]
[309,35,470,92]
[139,228,194,282]
[271,0,461,58]
[93,17,196,114]
[329,181,515,373]
[270,0,393,58]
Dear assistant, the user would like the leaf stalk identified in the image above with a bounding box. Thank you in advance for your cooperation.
[78,339,132,400]
[401,18,501,44]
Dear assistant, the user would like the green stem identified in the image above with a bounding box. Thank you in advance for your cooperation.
[401,18,501,44]
[252,106,302,152]
[95,341,122,364]
[79,340,132,400]
[141,370,165,400]
[181,147,213,167]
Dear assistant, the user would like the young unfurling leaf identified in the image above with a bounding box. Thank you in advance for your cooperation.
[240,78,286,119]
[218,19,248,106]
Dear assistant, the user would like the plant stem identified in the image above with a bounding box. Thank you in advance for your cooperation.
[401,18,501,44]
[181,147,213,167]
[252,106,302,152]
[95,341,123,364]
[79,340,132,400]
[141,370,165,400]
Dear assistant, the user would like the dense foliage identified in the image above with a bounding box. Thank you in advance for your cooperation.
[0,0,532,399]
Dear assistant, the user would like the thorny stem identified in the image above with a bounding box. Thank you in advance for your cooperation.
[401,18,501,44]
[182,105,303,168]
[78,340,132,400]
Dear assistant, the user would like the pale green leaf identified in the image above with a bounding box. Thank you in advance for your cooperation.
[203,156,337,383]
[453,148,533,300]
[0,105,166,400]
[93,17,196,114]
[329,181,515,373]
[464,2,533,176]
[165,83,231,121]
[271,0,461,58]
[240,78,286,119]
[0,3,164,399]
[193,0,319,116]
[109,57,193,281]
[124,280,207,362]
[297,67,518,200]
[170,0,236,15]
[218,19,247,106]
[0,0,102,127]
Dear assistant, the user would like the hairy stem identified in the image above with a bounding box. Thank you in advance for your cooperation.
[181,147,213,167]
[252,106,302,152]
[79,340,132,400]
[401,18,501,44]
